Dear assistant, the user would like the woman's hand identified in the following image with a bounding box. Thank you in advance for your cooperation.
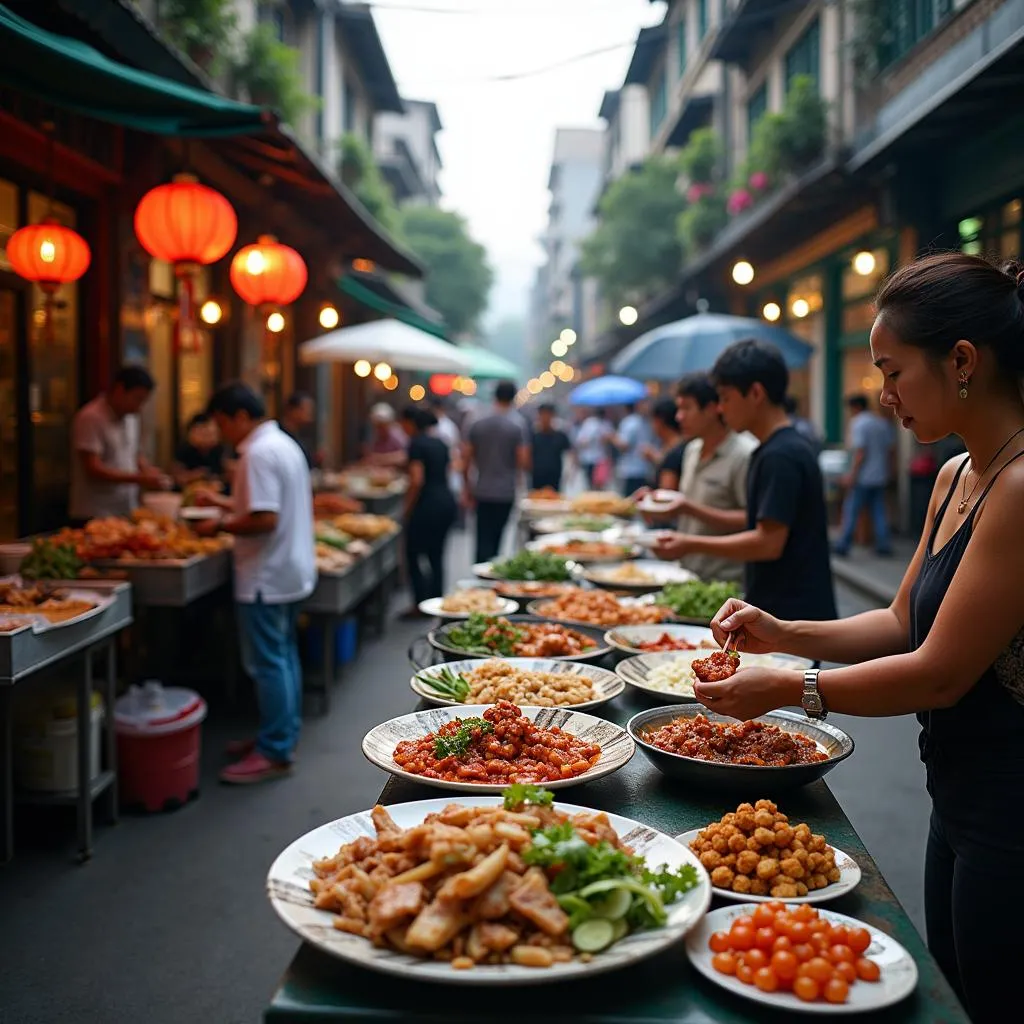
[710,599,787,655]
[652,531,692,560]
[694,666,800,721]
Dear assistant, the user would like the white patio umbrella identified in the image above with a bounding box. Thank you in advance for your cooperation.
[298,318,472,373]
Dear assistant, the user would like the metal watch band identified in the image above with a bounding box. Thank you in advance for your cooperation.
[802,668,827,721]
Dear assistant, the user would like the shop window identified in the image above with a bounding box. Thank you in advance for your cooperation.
[840,247,890,334]
[958,200,1021,259]
[881,1,955,71]
[747,83,768,144]
[784,273,824,425]
[697,0,708,41]
[842,346,881,406]
[785,18,820,92]
[677,15,687,76]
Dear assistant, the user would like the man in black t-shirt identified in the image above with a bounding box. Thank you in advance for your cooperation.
[530,403,572,492]
[653,340,836,621]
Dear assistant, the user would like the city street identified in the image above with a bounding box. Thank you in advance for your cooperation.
[0,532,930,1024]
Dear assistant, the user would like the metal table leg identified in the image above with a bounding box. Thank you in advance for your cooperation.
[101,640,119,825]
[77,648,94,863]
[1,686,12,864]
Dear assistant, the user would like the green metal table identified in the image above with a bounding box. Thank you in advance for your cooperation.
[265,689,969,1023]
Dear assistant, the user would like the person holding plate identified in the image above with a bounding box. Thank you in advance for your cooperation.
[695,253,1024,1024]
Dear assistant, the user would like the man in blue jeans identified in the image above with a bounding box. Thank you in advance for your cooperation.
[834,394,894,557]
[197,382,316,784]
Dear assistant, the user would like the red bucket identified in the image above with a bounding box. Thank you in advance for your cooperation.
[114,684,207,813]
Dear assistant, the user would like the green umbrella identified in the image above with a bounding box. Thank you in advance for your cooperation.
[456,344,520,380]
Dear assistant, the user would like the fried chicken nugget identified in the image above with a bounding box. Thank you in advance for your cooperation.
[731,875,752,894]
[771,881,799,898]
[754,809,776,829]
[728,834,748,853]
[773,824,794,848]
[756,857,781,881]
[736,850,760,875]
[700,850,722,869]
[711,866,735,888]
[749,879,770,896]
[780,857,805,880]
[753,827,776,847]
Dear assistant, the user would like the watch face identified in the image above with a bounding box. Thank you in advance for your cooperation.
[802,693,824,717]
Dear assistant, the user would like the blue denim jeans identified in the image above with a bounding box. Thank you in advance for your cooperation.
[836,484,892,554]
[237,599,303,762]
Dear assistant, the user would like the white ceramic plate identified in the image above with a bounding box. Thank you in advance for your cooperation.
[519,497,572,517]
[526,532,640,564]
[267,796,712,985]
[583,560,697,591]
[472,560,581,582]
[686,903,918,1013]
[636,490,680,514]
[531,515,617,535]
[410,657,625,711]
[362,704,635,794]
[418,595,519,619]
[178,507,223,522]
[604,623,717,655]
[675,828,862,904]
[616,650,814,702]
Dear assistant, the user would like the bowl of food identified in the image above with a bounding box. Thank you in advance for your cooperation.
[531,514,617,535]
[519,488,572,517]
[651,580,743,625]
[419,589,519,619]
[604,624,717,655]
[411,657,624,711]
[526,590,673,629]
[616,650,813,703]
[427,614,611,664]
[626,706,854,791]
[570,491,635,518]
[526,534,640,565]
[492,580,583,608]
[474,550,580,583]
[583,560,697,594]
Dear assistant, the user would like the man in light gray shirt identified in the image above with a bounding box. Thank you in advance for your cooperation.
[465,380,530,562]
[833,393,894,556]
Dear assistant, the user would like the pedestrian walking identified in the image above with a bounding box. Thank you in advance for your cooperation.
[464,380,530,563]
[400,408,458,614]
[694,253,1024,1024]
[833,393,895,556]
[530,402,572,492]
[612,399,654,496]
[642,397,688,490]
[279,391,320,469]
[653,341,836,621]
[783,395,822,453]
[198,382,316,784]
[574,408,614,488]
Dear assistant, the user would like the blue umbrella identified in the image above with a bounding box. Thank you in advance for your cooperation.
[610,312,814,381]
[568,375,649,407]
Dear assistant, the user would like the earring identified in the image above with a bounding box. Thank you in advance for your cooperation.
[959,373,969,400]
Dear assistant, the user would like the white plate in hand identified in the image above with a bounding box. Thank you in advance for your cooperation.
[675,828,861,904]
[686,903,917,1013]
[418,596,519,619]
[637,490,680,514]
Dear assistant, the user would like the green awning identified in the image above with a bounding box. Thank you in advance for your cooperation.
[0,4,267,136]
[456,344,520,381]
[338,274,448,340]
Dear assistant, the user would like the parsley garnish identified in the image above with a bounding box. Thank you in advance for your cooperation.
[432,717,492,759]
[502,783,555,810]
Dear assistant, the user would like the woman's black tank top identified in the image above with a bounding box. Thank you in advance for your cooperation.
[910,453,1024,765]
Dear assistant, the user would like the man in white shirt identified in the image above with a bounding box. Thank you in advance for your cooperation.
[197,382,316,784]
[69,365,170,522]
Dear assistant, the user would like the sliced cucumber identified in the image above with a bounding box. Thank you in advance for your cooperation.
[611,918,629,942]
[589,886,632,921]
[572,918,615,953]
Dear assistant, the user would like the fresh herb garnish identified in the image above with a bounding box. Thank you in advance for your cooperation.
[490,550,573,581]
[522,822,639,894]
[432,717,493,759]
[418,667,471,701]
[445,614,523,656]
[654,580,742,620]
[502,783,554,810]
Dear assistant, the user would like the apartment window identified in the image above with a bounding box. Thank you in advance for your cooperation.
[785,18,820,92]
[747,83,768,143]
[677,15,687,76]
[697,0,708,40]
[649,67,667,136]
[880,1,954,69]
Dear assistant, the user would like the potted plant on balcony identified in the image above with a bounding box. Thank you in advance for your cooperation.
[777,75,828,169]
[157,0,237,74]
[231,23,318,126]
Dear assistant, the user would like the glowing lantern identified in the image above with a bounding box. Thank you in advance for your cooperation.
[230,235,307,307]
[7,220,91,293]
[430,374,456,397]
[134,174,236,267]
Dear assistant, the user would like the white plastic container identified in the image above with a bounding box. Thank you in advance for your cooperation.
[14,691,104,792]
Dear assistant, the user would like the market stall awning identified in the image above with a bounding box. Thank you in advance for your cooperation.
[455,344,520,381]
[299,319,472,373]
[0,4,267,136]
[338,274,445,338]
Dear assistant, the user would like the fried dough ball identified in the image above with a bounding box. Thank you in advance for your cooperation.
[712,835,729,854]
[807,852,824,872]
[736,810,756,832]
[793,848,809,866]
[711,866,734,888]
[728,833,748,853]
[794,824,811,844]
[771,881,799,898]
[754,799,777,813]
[736,803,755,814]
[749,879,770,896]
[736,850,760,875]
[773,824,794,848]
[754,809,776,829]
[827,867,842,883]
[700,850,722,869]
[753,827,776,847]
[795,882,809,897]
[780,857,805,880]
[809,873,828,890]
[809,834,827,853]
[731,874,752,894]
[756,857,781,881]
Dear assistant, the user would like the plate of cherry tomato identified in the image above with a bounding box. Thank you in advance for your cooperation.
[685,902,918,1014]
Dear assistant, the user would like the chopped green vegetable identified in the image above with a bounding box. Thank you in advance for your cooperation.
[522,821,638,894]
[502,783,554,810]
[19,539,82,581]
[572,918,615,953]
[490,550,573,581]
[445,614,523,656]
[588,886,632,921]
[654,580,742,621]
[418,667,470,702]
[432,717,493,759]
[563,515,614,531]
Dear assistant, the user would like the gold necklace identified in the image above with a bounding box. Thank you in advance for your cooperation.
[958,426,1024,514]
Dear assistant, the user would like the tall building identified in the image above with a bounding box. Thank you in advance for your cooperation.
[374,100,443,207]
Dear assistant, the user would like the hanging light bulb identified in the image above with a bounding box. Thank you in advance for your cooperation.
[199,300,223,326]
[266,311,285,333]
[354,359,372,378]
[373,361,392,382]
[319,304,340,329]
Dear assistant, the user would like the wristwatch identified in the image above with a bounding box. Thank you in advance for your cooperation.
[802,668,828,721]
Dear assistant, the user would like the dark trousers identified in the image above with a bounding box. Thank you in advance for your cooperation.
[475,499,513,563]
[406,501,455,603]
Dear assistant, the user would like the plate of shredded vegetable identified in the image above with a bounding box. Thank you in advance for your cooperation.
[652,580,744,624]
[267,785,711,984]
[474,551,579,582]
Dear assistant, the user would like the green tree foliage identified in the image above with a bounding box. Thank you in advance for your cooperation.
[677,128,720,185]
[338,134,400,234]
[157,0,237,74]
[397,207,493,336]
[232,23,319,127]
[579,156,687,308]
[746,76,828,182]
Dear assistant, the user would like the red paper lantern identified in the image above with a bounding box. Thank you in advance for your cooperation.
[7,219,91,293]
[430,374,456,397]
[230,235,307,307]
[134,174,237,267]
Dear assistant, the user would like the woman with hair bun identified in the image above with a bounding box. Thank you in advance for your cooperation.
[694,252,1024,1023]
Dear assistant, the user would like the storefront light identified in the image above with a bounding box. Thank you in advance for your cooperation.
[731,260,755,286]
[550,359,566,374]
[791,297,810,319]
[319,304,340,330]
[354,359,372,378]
[373,361,392,382]
[383,374,399,391]
[852,250,876,276]
[539,370,556,388]
[619,305,638,326]
[462,379,477,396]
[558,365,575,382]
[551,339,568,357]
[527,378,542,395]
[266,311,285,333]
[560,328,577,345]
[409,384,426,401]
[199,300,223,326]
[762,302,782,322]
